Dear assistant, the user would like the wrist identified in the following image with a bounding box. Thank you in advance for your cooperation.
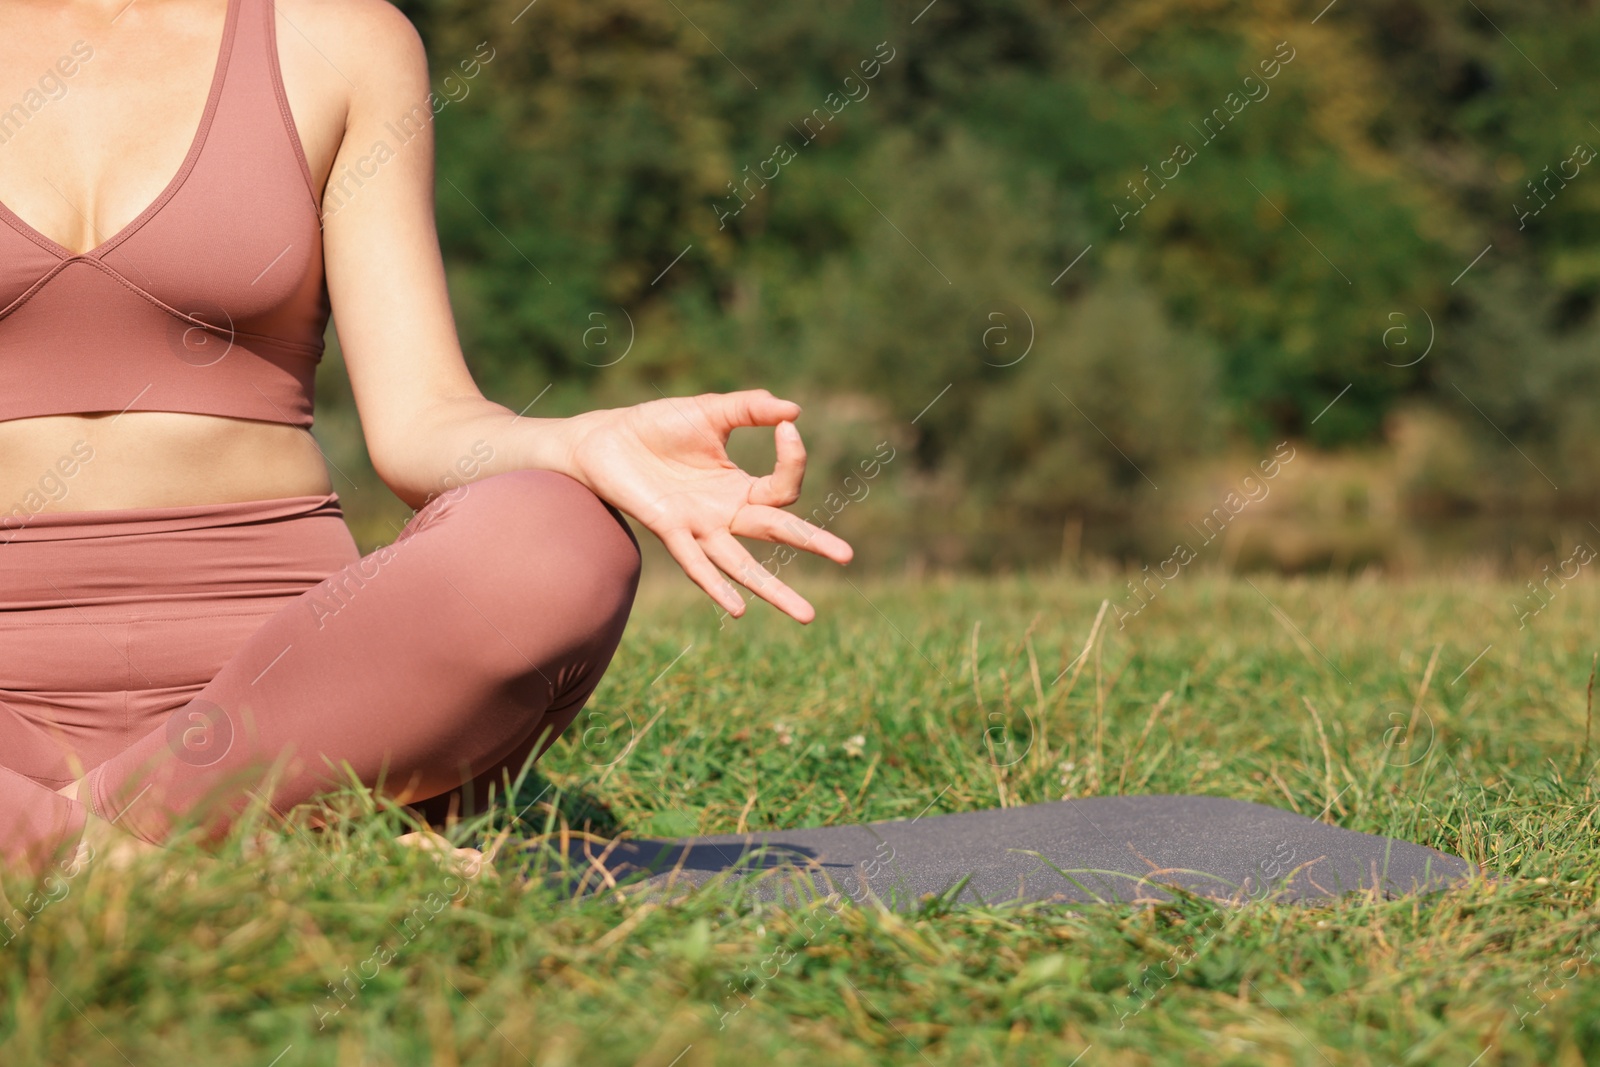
[548,407,621,492]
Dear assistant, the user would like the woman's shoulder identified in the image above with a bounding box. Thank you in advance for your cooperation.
[275,0,429,97]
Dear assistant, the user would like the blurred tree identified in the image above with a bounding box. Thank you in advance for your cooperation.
[316,0,1600,561]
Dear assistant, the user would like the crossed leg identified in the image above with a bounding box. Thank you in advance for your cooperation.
[68,468,642,850]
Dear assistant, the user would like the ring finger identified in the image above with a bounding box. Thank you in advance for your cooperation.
[700,531,815,623]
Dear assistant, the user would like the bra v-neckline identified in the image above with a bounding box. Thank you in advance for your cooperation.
[0,0,242,262]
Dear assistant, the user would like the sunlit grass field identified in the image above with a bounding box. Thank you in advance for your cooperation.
[3,571,1597,1065]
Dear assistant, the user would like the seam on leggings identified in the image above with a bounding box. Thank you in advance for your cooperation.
[122,628,132,732]
[52,793,88,866]
[0,608,289,626]
[0,607,284,627]
[83,765,105,821]
[87,765,163,846]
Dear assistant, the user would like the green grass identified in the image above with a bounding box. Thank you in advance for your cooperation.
[4,571,1598,1066]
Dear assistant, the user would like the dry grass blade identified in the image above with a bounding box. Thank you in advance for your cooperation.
[1302,696,1345,821]
[1120,690,1174,792]
[1585,651,1596,771]
[1053,598,1110,705]
[1411,642,1441,727]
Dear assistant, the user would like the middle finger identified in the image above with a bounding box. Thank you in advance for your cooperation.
[730,504,854,564]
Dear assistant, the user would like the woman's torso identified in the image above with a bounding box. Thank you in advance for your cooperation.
[0,0,350,513]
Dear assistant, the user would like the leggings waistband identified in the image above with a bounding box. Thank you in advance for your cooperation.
[0,493,343,544]
[0,493,358,612]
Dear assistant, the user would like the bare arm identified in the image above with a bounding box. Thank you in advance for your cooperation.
[312,4,563,504]
[310,2,850,621]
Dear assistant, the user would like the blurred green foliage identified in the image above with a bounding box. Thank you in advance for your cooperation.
[324,0,1600,563]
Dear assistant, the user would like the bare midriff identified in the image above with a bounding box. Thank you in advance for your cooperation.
[0,412,332,515]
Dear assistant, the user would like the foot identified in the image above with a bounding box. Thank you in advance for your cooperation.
[56,777,161,870]
[396,830,498,880]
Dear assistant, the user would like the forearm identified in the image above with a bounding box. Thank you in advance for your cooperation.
[370,393,610,510]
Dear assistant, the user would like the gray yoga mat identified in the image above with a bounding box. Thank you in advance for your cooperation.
[540,795,1479,907]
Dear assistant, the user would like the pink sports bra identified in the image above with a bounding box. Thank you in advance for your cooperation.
[0,0,328,428]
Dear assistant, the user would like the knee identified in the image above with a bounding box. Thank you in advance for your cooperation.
[429,469,641,632]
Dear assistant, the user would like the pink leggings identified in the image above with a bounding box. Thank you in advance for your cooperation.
[0,470,640,874]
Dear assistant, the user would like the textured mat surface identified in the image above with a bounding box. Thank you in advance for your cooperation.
[543,795,1480,908]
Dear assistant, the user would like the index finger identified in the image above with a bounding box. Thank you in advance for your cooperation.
[699,389,802,431]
